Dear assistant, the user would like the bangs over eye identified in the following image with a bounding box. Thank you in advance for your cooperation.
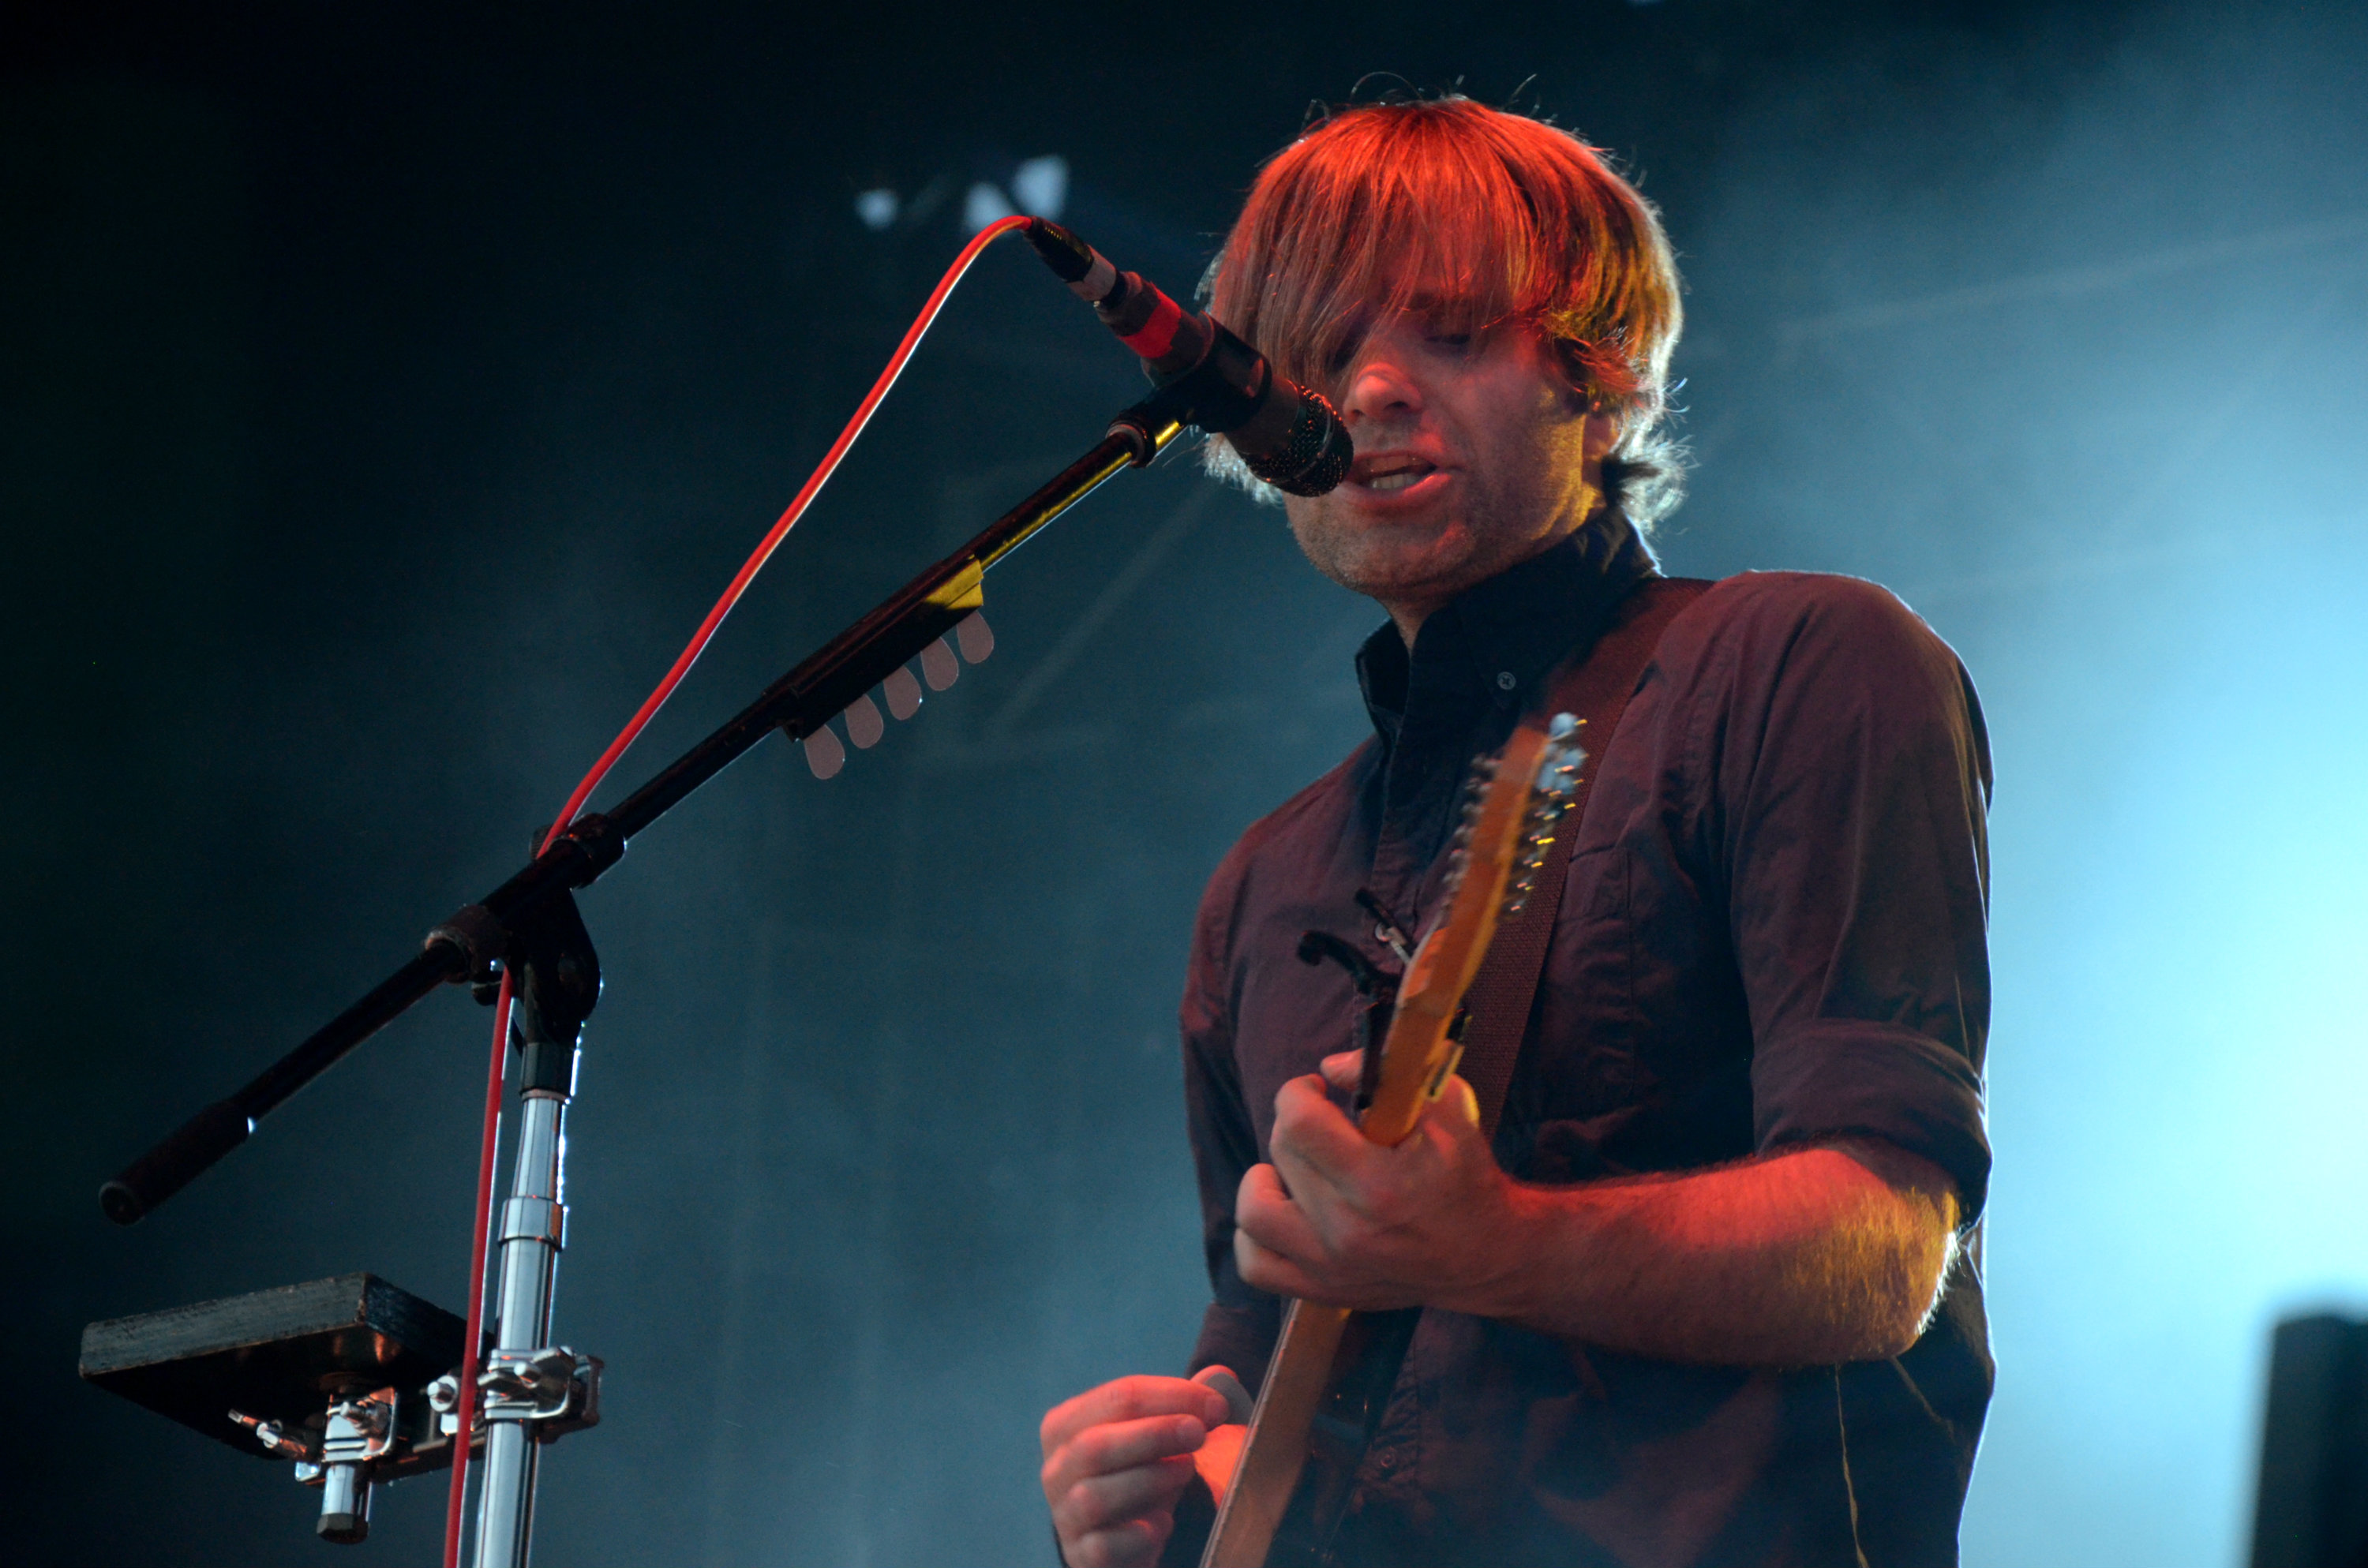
[1208,98,1679,416]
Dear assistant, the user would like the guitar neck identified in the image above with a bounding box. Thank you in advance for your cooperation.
[1198,1298,1351,1568]
[1195,720,1579,1568]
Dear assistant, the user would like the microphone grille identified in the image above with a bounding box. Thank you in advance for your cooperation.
[1242,390,1352,497]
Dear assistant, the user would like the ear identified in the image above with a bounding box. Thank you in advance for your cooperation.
[1546,342,1625,455]
[1583,408,1623,462]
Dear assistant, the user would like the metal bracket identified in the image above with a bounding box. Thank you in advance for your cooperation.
[475,1347,602,1437]
[218,1348,601,1551]
[230,1407,321,1465]
[260,1385,402,1544]
[320,1386,399,1465]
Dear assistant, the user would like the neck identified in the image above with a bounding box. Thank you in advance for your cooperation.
[1384,503,1612,649]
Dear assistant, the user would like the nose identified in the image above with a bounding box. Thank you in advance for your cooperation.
[1340,334,1424,425]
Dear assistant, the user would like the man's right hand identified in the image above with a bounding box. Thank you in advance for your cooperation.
[1040,1371,1238,1568]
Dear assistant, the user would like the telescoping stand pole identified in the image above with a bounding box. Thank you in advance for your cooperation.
[476,1079,567,1567]
[470,886,602,1568]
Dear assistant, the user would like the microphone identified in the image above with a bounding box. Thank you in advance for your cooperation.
[1023,217,1351,497]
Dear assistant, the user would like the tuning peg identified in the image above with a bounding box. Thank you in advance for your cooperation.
[804,724,847,780]
[920,637,960,691]
[883,665,923,720]
[842,693,885,750]
[955,611,994,664]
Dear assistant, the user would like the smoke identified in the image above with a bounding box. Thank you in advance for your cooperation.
[1669,5,2368,1562]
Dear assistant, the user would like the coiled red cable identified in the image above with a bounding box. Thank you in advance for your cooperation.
[441,213,1032,1568]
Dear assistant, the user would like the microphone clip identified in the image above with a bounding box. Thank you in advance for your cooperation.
[1025,217,1351,496]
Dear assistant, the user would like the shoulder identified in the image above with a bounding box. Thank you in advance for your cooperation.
[1658,571,1973,704]
[1673,570,1949,658]
[1653,571,1989,797]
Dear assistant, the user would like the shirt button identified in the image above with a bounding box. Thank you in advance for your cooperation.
[1496,671,1517,690]
[1374,1446,1399,1470]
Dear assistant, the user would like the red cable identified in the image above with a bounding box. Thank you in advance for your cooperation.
[442,971,512,1565]
[441,212,1032,1568]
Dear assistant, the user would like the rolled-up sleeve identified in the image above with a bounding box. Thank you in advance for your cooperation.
[1700,575,1993,1219]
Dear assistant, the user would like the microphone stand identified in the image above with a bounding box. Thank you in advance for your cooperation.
[96,378,1196,1567]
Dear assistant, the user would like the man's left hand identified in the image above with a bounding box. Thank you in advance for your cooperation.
[1231,1050,1526,1314]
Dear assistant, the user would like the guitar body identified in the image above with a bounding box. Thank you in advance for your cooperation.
[1262,1304,1423,1567]
[1198,719,1587,1568]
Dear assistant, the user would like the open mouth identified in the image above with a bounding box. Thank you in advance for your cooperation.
[1350,454,1441,493]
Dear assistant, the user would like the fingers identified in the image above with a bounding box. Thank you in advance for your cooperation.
[1243,1064,1516,1309]
[1268,1072,1373,1197]
[1056,1430,1203,1525]
[1432,1072,1483,1130]
[1040,1375,1230,1458]
[1047,1475,1192,1568]
[1318,1049,1362,1093]
[1234,1190,1293,1294]
[1271,1064,1480,1196]
[1235,1222,1324,1299]
[1062,1413,1212,1477]
[1191,1364,1254,1426]
[1233,1166,1302,1297]
[1063,1514,1178,1568]
[1234,1161,1325,1259]
[1235,1164,1409,1304]
[1041,1374,1237,1568]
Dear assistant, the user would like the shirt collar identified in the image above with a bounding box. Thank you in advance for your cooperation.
[1355,512,1658,746]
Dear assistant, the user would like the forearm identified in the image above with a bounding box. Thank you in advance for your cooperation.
[1455,1141,1960,1365]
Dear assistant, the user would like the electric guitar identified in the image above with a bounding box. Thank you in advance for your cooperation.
[1199,714,1587,1568]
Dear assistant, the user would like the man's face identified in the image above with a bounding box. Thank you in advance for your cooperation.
[1281,311,1615,642]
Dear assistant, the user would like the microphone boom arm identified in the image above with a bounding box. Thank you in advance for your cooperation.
[100,388,1194,1224]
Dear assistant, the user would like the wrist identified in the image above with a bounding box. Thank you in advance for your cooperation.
[1439,1173,1554,1321]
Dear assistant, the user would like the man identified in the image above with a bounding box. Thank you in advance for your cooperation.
[1041,98,1991,1568]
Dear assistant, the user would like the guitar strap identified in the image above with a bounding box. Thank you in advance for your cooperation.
[1455,574,1713,1140]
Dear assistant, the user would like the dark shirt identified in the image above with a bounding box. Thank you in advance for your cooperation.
[1180,518,1993,1567]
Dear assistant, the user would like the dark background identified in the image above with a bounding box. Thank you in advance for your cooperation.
[6,2,2365,1562]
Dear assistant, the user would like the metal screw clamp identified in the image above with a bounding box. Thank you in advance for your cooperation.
[479,1346,602,1429]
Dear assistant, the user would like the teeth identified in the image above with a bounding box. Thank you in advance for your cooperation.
[1359,463,1435,492]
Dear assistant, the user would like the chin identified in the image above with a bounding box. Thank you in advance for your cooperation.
[1345,528,1481,589]
[1328,556,1473,616]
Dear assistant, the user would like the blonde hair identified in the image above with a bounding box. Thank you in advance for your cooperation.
[1203,96,1687,526]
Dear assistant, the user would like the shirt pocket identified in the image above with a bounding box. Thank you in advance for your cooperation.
[1510,844,1658,1181]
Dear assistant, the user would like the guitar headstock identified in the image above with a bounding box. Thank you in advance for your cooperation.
[1435,712,1588,922]
[1504,712,1587,915]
